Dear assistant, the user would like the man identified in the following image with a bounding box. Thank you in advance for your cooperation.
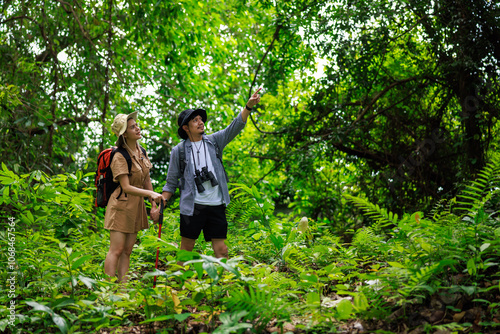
[162,88,262,259]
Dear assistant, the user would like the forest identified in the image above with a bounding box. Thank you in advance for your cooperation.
[1,0,500,333]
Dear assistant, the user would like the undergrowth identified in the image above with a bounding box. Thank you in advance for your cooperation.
[0,159,499,333]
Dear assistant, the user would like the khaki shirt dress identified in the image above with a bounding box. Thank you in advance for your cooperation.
[104,144,152,233]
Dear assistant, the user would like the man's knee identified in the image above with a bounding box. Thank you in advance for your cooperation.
[212,240,228,258]
[180,237,196,251]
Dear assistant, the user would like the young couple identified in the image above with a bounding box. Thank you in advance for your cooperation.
[103,88,262,282]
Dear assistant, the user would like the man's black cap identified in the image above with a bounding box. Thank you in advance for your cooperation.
[177,108,207,140]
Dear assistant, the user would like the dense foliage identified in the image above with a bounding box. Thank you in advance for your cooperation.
[1,0,500,332]
[3,0,499,215]
[0,158,499,333]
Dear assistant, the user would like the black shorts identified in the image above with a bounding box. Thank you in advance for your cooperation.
[180,204,227,241]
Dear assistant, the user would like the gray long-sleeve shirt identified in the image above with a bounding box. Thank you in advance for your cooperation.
[162,112,247,216]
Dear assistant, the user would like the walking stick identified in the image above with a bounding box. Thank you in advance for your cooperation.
[153,200,164,288]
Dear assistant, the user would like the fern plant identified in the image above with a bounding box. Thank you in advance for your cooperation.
[351,227,387,256]
[343,194,399,233]
[449,156,500,279]
[225,285,289,333]
[454,154,500,216]
[228,183,277,230]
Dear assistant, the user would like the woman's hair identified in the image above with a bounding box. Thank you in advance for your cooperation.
[116,135,135,153]
[115,135,125,148]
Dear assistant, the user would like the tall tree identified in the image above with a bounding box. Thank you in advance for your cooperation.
[0,0,316,177]
[248,0,500,212]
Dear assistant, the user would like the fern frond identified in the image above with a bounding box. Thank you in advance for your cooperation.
[265,272,298,293]
[455,155,500,215]
[282,246,309,273]
[226,196,254,225]
[317,229,341,245]
[344,194,398,231]
[400,263,441,297]
[352,227,387,255]
[226,286,284,330]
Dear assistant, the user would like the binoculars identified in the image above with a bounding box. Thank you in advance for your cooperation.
[194,167,218,193]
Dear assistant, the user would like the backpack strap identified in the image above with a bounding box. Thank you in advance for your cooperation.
[213,139,222,162]
[205,137,223,163]
[115,146,146,172]
[178,140,186,174]
[115,147,133,173]
[178,141,187,190]
[205,137,228,182]
[114,147,133,200]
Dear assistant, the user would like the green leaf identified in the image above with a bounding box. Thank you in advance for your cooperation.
[26,301,69,334]
[26,301,52,314]
[461,286,477,295]
[252,232,262,240]
[193,261,204,279]
[177,250,199,262]
[51,313,69,334]
[479,243,490,252]
[78,275,97,289]
[251,185,261,199]
[300,273,319,283]
[353,293,368,311]
[306,292,320,305]
[0,319,9,331]
[203,262,218,281]
[388,262,406,268]
[2,186,9,201]
[181,270,195,280]
[174,313,191,322]
[192,292,204,303]
[466,258,476,275]
[72,255,93,270]
[420,242,432,253]
[199,255,240,277]
[140,314,175,324]
[51,298,75,309]
[336,299,353,319]
[143,269,170,279]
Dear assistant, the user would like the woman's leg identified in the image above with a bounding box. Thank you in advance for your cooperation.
[104,231,137,282]
[116,232,138,283]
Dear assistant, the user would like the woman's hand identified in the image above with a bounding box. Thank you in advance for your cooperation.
[149,192,164,204]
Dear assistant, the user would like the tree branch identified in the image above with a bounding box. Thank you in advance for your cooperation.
[24,116,96,135]
[352,76,423,125]
[249,152,282,162]
[0,15,37,25]
[247,23,284,135]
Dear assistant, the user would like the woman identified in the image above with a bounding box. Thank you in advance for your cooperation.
[104,111,163,283]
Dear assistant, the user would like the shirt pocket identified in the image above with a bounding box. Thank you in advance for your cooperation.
[130,161,143,175]
[129,161,145,185]
[143,159,152,170]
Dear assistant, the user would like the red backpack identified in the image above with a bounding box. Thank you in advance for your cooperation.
[94,146,146,207]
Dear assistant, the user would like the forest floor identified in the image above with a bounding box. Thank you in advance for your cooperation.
[96,268,500,334]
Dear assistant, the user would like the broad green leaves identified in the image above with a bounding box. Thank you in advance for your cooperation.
[25,301,69,334]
